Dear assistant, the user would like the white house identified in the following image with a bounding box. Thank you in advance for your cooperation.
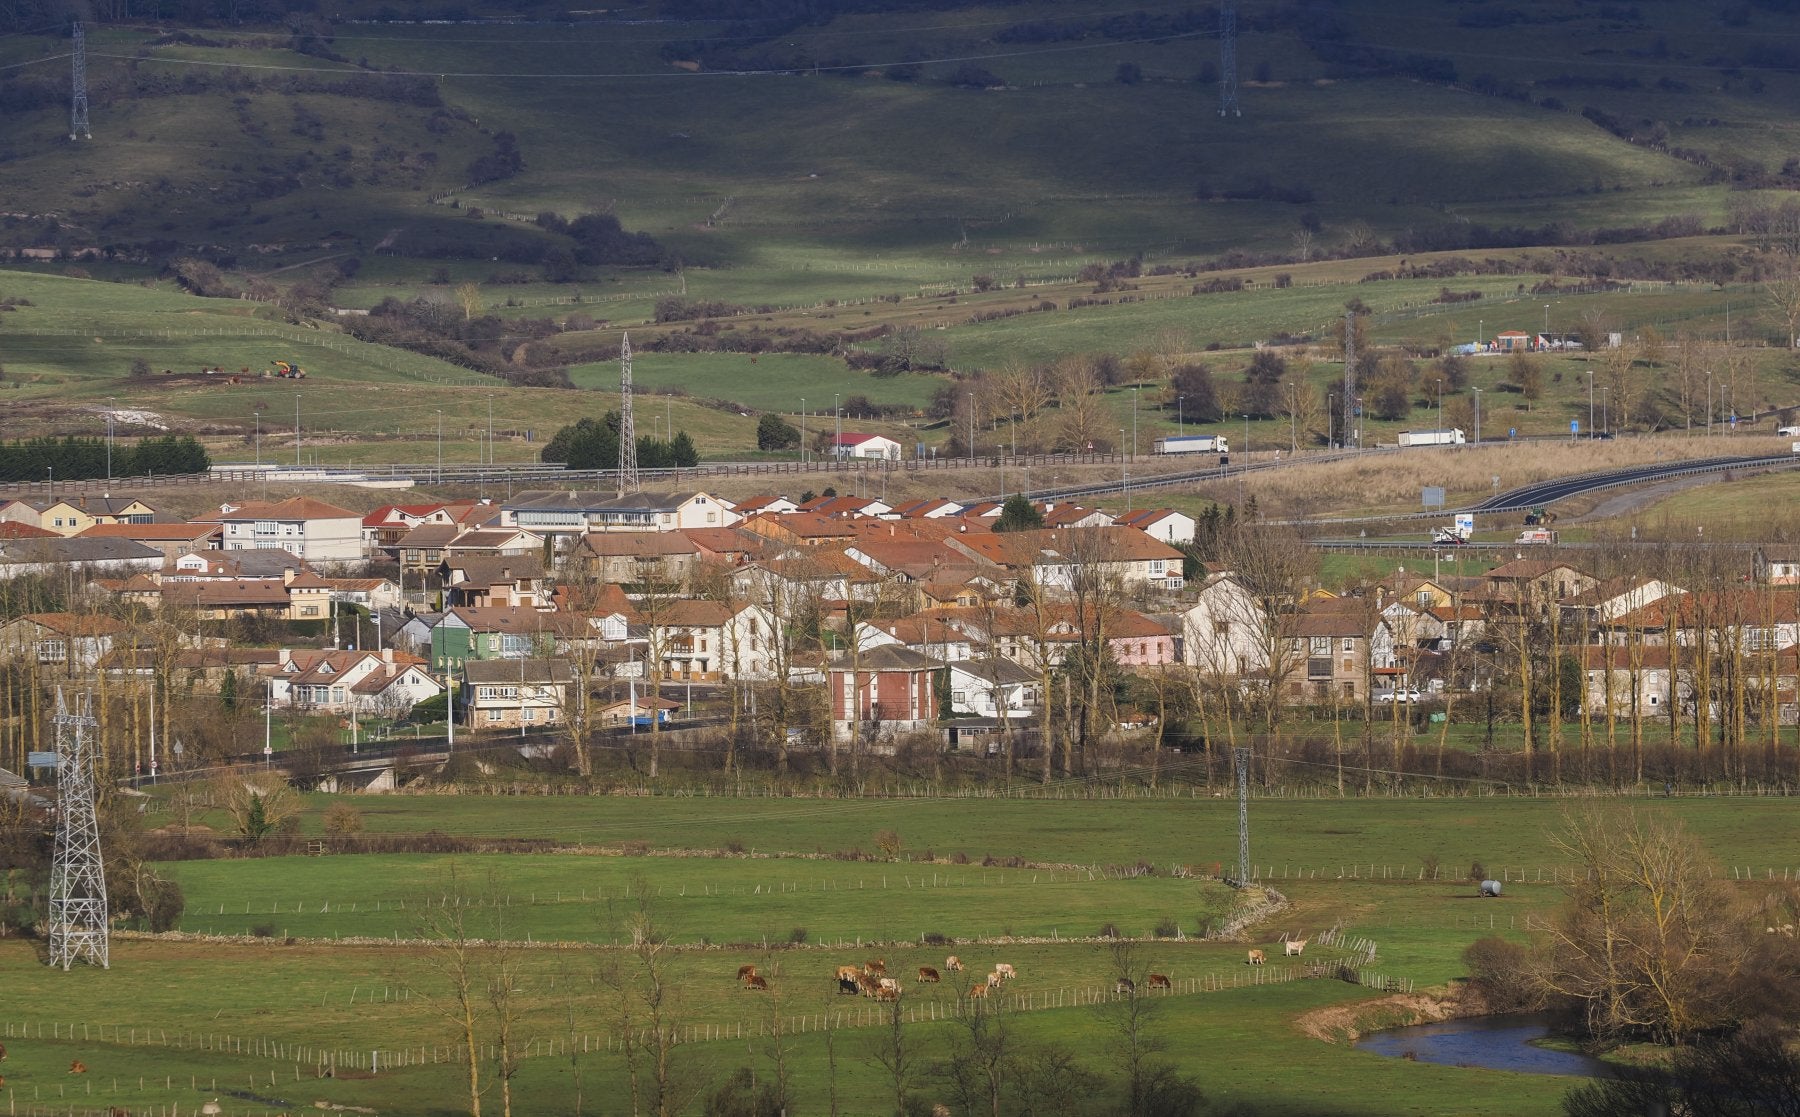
[502,490,738,542]
[947,659,1038,719]
[1179,571,1271,676]
[277,648,443,716]
[460,658,573,729]
[1114,508,1197,546]
[648,600,780,682]
[826,433,903,460]
[208,498,363,563]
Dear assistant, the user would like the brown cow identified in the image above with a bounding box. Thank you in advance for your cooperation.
[744,975,769,991]
[968,982,989,999]
[918,966,941,983]
[873,982,901,1002]
[985,971,1003,989]
[1148,973,1172,991]
[857,973,882,997]
[945,955,964,973]
[738,964,758,981]
[836,964,861,983]
[864,958,887,976]
[69,1060,87,1075]
[0,1041,6,1060]
[1247,949,1266,965]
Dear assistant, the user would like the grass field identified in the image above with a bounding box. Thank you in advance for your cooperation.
[3,792,1785,1114]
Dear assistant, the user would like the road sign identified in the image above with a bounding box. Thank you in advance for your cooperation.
[27,751,57,768]
[1509,427,1517,439]
[1571,420,1580,435]
[1422,486,1445,509]
[1455,513,1475,535]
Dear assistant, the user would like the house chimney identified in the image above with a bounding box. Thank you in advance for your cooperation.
[382,647,394,663]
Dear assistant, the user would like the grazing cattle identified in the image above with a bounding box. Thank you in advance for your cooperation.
[879,977,900,992]
[945,955,964,973]
[838,976,861,996]
[994,963,1016,981]
[0,1042,7,1060]
[1115,977,1136,995]
[1148,973,1172,991]
[985,971,1003,989]
[69,1061,87,1075]
[744,975,769,992]
[1283,938,1308,957]
[918,966,941,983]
[857,973,883,997]
[737,964,758,982]
[836,964,862,984]
[968,982,989,999]
[1247,949,1266,965]
[873,982,901,1002]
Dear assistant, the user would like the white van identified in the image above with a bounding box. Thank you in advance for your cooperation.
[1779,425,1800,437]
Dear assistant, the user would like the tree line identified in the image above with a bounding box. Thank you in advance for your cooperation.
[540,414,699,471]
[0,435,209,483]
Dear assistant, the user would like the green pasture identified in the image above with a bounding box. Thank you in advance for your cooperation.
[0,935,1575,1116]
[564,350,942,414]
[167,793,1800,880]
[162,854,1217,945]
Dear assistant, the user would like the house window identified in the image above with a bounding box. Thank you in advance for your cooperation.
[53,517,64,528]
[301,606,320,617]
[486,708,503,722]
[1342,638,1355,652]
[522,707,536,722]
[1150,560,1165,575]
[36,639,66,663]
[1416,590,1431,607]
[1213,621,1230,636]
[952,690,967,705]
[1309,637,1330,656]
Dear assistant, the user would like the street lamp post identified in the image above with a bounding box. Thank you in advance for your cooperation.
[1587,370,1594,438]
[1602,387,1610,434]
[1543,303,1550,343]
[436,410,444,481]
[1707,370,1713,436]
[834,391,841,455]
[1435,378,1443,436]
[105,396,113,481]
[1120,429,1128,511]
[799,398,806,463]
[1131,386,1139,461]
[1472,387,1482,446]
[1178,395,1185,436]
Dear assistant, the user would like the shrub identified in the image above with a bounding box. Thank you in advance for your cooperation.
[950,851,969,864]
[922,931,949,946]
[1153,917,1180,939]
[322,802,364,836]
[1469,860,1488,882]
[1098,922,1121,939]
[1462,936,1537,1011]
[251,923,276,938]
[874,829,903,859]
[788,926,808,944]
[1422,853,1441,879]
[724,838,747,855]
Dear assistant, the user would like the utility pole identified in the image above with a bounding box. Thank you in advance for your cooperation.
[105,397,113,481]
[1472,387,1482,446]
[1342,309,1357,449]
[68,22,91,141]
[1218,3,1240,117]
[49,689,108,969]
[1234,746,1251,885]
[294,393,301,467]
[618,332,638,494]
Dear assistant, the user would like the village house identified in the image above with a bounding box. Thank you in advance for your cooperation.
[0,536,163,579]
[502,490,737,543]
[569,531,701,587]
[1279,609,1395,703]
[459,658,574,730]
[946,658,1038,719]
[430,606,558,672]
[1113,508,1197,546]
[0,612,128,669]
[204,497,363,563]
[825,432,904,460]
[278,648,442,716]
[648,599,779,682]
[829,644,941,743]
[439,555,549,609]
[1579,645,1674,720]
[76,521,219,560]
[0,495,158,537]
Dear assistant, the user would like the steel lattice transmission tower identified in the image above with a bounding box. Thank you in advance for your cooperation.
[1342,308,1358,449]
[69,21,91,141]
[48,690,108,970]
[1233,747,1251,885]
[617,331,639,495]
[1218,3,1240,118]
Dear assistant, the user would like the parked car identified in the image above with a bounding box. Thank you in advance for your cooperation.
[1778,425,1800,437]
[1374,687,1423,704]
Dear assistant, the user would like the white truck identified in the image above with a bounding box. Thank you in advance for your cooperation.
[1152,434,1229,455]
[1433,513,1475,545]
[1516,528,1558,545]
[1396,428,1467,447]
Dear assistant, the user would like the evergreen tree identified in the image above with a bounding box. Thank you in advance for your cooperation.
[994,493,1045,533]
